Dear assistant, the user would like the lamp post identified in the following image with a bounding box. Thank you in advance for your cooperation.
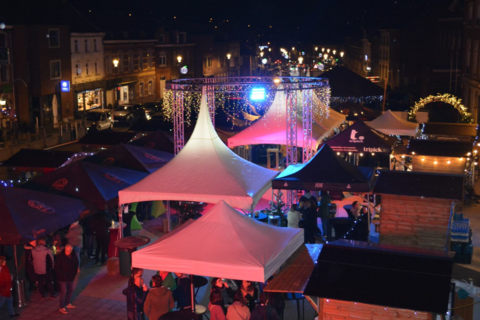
[226,53,231,76]
[112,59,119,107]
[177,56,182,64]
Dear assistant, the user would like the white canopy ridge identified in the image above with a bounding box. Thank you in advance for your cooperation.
[368,110,418,136]
[118,91,278,210]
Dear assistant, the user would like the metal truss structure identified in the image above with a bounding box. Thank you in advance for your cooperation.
[166,77,329,178]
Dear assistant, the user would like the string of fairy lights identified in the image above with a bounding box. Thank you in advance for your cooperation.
[162,84,332,128]
[409,93,473,123]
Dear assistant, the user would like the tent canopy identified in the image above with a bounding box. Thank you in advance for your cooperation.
[1,149,76,172]
[273,144,375,192]
[320,66,384,98]
[132,200,304,282]
[119,92,279,210]
[83,143,173,173]
[419,122,479,138]
[129,130,175,154]
[22,161,148,210]
[78,131,138,146]
[0,186,97,244]
[303,240,454,314]
[368,110,418,136]
[325,120,397,154]
[406,139,472,157]
[227,91,320,149]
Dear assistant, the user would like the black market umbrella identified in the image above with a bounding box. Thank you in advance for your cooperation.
[325,120,397,154]
[21,161,148,210]
[78,131,138,146]
[128,130,175,153]
[273,144,374,192]
[0,149,76,173]
[0,186,97,245]
[83,143,173,173]
[321,66,384,98]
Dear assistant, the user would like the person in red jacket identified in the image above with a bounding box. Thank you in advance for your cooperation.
[0,256,20,317]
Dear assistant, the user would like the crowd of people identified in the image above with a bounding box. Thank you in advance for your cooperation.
[286,190,372,243]
[121,268,286,320]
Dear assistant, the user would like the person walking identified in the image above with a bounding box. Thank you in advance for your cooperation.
[24,240,37,291]
[31,238,57,299]
[65,221,83,269]
[90,212,111,265]
[0,256,20,317]
[209,288,226,320]
[82,216,95,260]
[143,275,174,320]
[123,268,148,320]
[318,191,332,241]
[54,244,79,314]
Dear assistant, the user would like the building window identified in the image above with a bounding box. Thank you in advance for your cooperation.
[474,41,479,75]
[205,57,212,67]
[148,80,153,95]
[93,39,98,52]
[133,54,139,71]
[469,3,474,26]
[48,29,60,48]
[85,63,89,75]
[50,60,61,79]
[466,40,471,73]
[158,35,165,43]
[94,62,98,74]
[74,40,79,52]
[0,33,6,47]
[139,82,144,97]
[159,53,166,66]
[123,54,129,72]
[105,55,111,74]
[143,53,149,69]
[76,64,81,77]
[84,39,89,52]
[138,52,143,70]
[0,64,8,82]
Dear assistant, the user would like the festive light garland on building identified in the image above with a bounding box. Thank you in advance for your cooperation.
[409,93,473,123]
[330,95,383,105]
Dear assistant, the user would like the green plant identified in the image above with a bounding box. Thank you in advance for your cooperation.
[264,191,287,226]
[170,201,207,223]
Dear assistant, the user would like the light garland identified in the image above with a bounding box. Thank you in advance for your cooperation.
[331,95,383,105]
[409,93,473,123]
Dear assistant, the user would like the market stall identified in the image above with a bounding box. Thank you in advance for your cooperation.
[78,131,139,147]
[367,110,418,136]
[119,93,279,211]
[83,143,173,173]
[22,161,148,210]
[0,186,96,244]
[132,200,304,282]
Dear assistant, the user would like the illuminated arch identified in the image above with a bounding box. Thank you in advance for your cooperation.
[408,93,472,123]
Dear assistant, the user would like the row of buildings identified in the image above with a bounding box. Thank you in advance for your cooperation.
[0,8,257,128]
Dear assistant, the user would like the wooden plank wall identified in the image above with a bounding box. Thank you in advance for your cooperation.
[379,194,453,251]
[412,156,465,174]
[319,299,432,320]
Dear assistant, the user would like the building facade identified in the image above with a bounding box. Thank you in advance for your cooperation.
[462,0,480,123]
[71,32,105,116]
[11,24,74,127]
[0,26,15,123]
[103,40,157,107]
[378,30,401,89]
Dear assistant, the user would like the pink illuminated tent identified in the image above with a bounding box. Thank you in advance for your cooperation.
[228,91,345,148]
[118,92,279,210]
[367,110,418,136]
[132,200,304,282]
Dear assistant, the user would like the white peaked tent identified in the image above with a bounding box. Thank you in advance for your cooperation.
[311,95,346,143]
[118,91,279,210]
[228,91,319,149]
[368,110,418,136]
[132,200,304,282]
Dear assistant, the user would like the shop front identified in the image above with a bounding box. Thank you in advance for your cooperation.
[73,81,106,116]
[106,77,137,107]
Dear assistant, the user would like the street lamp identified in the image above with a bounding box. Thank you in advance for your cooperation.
[292,47,295,51]
[260,51,264,57]
[227,53,231,60]
[112,59,119,106]
[340,51,344,58]
[315,47,318,51]
[323,54,328,60]
[321,48,325,52]
[298,57,303,64]
[177,56,182,63]
[333,50,336,55]
[327,48,330,53]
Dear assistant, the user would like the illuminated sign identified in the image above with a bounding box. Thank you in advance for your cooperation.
[250,87,266,101]
[60,80,70,92]
[180,66,188,74]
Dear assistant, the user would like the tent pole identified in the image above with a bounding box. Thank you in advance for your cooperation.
[190,274,195,313]
[166,200,171,232]
[14,245,18,278]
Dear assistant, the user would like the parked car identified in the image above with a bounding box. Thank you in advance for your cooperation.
[85,109,114,131]
[113,104,146,124]
[142,102,161,120]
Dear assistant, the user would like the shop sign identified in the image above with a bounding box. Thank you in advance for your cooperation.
[180,66,188,74]
[61,80,70,92]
